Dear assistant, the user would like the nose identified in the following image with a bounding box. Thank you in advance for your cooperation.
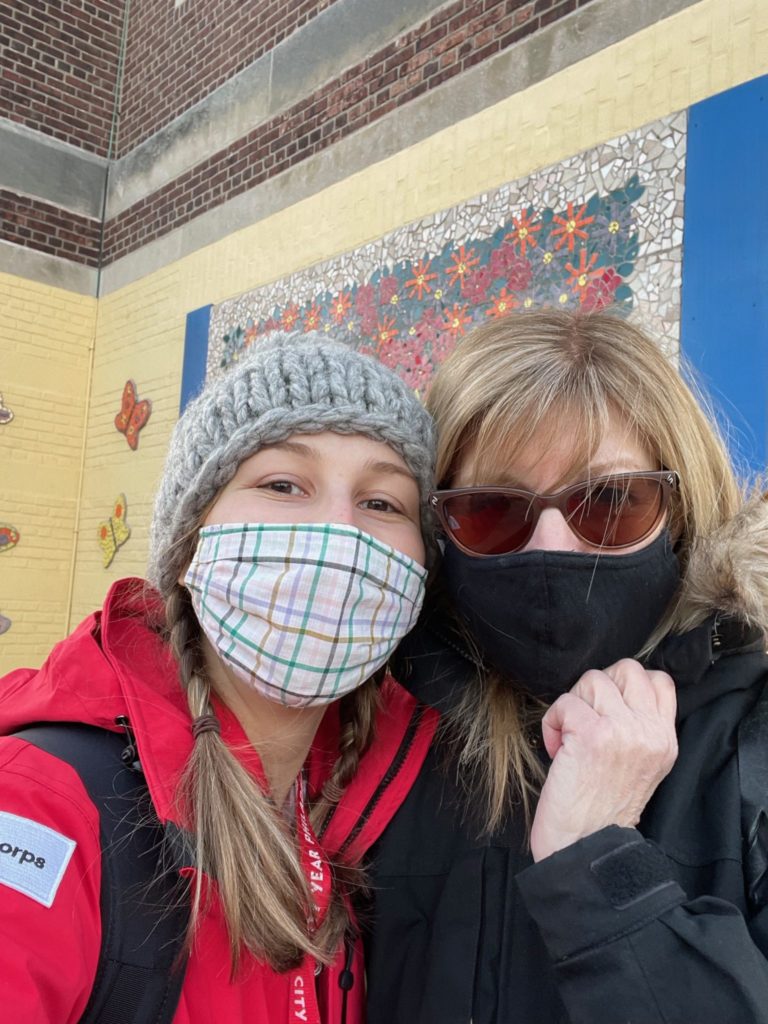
[521,507,585,553]
[324,496,358,527]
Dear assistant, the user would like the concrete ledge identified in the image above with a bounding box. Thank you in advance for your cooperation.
[106,0,453,219]
[101,0,701,295]
[0,239,98,297]
[0,118,107,220]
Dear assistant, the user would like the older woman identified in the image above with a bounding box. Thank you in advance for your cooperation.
[366,310,768,1024]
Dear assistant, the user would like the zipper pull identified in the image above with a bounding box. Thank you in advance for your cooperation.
[338,933,355,991]
[114,714,143,773]
[338,933,355,1024]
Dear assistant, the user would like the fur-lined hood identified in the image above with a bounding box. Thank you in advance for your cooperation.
[673,490,768,636]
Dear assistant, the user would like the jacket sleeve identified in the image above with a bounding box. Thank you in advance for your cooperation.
[0,738,102,1024]
[516,825,768,1024]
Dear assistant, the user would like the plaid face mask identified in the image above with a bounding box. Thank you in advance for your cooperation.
[185,522,427,706]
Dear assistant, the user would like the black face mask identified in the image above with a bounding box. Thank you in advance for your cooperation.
[440,530,681,701]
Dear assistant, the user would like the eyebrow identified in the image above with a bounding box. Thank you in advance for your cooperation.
[266,440,317,457]
[264,441,416,482]
[362,458,417,483]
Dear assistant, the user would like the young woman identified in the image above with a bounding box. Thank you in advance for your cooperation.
[0,335,438,1023]
[366,309,768,1023]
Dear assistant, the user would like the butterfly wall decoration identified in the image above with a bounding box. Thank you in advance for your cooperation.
[98,495,131,568]
[0,525,19,552]
[115,380,151,450]
[0,614,11,636]
[0,393,14,425]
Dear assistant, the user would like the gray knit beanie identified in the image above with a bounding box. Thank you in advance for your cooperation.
[148,332,436,596]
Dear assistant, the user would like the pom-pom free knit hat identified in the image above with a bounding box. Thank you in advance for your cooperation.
[148,332,436,596]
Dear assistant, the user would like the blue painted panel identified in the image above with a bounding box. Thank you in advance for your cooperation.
[681,75,768,478]
[180,304,212,414]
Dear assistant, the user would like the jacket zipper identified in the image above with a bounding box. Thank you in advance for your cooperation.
[114,714,142,773]
[329,704,425,857]
[339,932,355,1024]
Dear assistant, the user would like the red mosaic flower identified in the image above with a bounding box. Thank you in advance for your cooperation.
[379,275,400,307]
[489,242,518,279]
[378,338,433,392]
[506,255,533,293]
[461,266,493,304]
[431,329,457,366]
[580,267,622,311]
[356,286,378,335]
[356,284,377,313]
[413,307,442,345]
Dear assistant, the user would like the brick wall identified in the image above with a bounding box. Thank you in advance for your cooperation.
[117,0,339,155]
[103,0,597,265]
[1,191,101,266]
[0,0,125,156]
[2,0,596,270]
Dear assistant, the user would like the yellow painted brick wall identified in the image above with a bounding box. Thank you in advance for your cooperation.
[0,273,96,673]
[22,0,768,643]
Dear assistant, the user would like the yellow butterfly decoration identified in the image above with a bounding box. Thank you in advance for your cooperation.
[98,494,131,568]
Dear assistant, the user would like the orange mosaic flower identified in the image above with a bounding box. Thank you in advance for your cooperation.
[280,304,300,330]
[442,303,472,337]
[446,245,480,288]
[485,287,519,319]
[376,316,399,346]
[565,249,600,295]
[506,209,541,258]
[405,259,438,300]
[303,304,322,331]
[550,202,595,252]
[330,291,352,325]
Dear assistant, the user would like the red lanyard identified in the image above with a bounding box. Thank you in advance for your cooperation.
[288,775,332,1024]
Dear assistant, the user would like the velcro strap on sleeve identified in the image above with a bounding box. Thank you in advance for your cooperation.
[590,838,677,909]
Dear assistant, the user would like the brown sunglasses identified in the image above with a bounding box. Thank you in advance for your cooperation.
[430,470,680,558]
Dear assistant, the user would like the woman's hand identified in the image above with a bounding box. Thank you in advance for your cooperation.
[529,659,678,862]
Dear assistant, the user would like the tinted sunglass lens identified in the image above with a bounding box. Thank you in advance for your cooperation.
[566,477,665,547]
[443,492,533,555]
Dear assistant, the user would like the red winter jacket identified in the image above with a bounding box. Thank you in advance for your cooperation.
[0,578,438,1024]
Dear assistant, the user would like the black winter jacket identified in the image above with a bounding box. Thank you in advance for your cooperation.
[366,497,768,1024]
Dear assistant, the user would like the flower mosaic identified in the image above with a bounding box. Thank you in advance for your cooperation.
[207,112,686,392]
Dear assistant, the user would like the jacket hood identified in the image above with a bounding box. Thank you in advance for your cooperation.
[672,490,768,636]
[0,578,195,821]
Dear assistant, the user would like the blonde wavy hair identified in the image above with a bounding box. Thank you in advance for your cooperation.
[426,308,741,833]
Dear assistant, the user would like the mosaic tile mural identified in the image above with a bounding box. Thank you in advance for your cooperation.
[208,111,686,393]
